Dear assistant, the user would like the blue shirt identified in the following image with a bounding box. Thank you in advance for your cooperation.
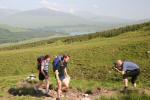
[53,56,67,77]
[123,61,139,71]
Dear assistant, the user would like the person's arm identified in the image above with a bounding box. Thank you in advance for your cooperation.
[121,71,125,75]
[55,70,61,83]
[64,67,69,77]
[41,61,47,77]
[114,67,125,75]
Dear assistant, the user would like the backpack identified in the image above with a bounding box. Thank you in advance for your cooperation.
[52,56,63,72]
[37,56,45,70]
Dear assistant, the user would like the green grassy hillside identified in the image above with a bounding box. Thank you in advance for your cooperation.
[0,22,150,99]
[0,22,150,82]
[0,25,68,44]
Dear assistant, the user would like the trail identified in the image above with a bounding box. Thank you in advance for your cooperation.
[7,81,150,100]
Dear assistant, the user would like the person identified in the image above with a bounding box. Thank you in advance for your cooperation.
[114,60,140,89]
[34,55,51,96]
[53,55,70,99]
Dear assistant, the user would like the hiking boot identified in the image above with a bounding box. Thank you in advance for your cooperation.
[123,87,128,93]
[45,93,52,97]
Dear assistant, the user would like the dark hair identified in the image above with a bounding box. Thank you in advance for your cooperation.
[44,55,50,59]
[63,55,70,58]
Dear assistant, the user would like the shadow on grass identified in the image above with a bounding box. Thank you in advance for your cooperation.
[120,89,139,95]
[8,83,55,97]
[8,87,45,97]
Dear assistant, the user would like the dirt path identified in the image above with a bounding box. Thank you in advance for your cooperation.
[43,88,119,100]
[7,81,150,100]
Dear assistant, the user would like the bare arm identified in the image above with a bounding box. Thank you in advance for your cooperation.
[55,70,60,82]
[114,68,125,75]
[41,62,46,77]
[64,68,69,77]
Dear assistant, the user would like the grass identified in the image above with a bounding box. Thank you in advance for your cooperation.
[0,75,149,100]
[0,22,150,99]
[0,23,149,81]
[98,94,150,100]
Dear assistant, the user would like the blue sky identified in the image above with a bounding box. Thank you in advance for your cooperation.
[0,0,150,20]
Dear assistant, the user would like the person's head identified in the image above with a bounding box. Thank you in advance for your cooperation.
[63,55,70,63]
[44,55,51,61]
[115,60,123,70]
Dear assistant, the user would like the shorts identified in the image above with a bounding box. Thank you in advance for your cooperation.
[59,75,65,81]
[123,69,140,84]
[59,75,70,87]
[39,70,49,81]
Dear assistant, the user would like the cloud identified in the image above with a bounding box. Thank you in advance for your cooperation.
[93,4,99,9]
[40,0,59,11]
[69,8,75,14]
[0,3,7,9]
[40,0,76,14]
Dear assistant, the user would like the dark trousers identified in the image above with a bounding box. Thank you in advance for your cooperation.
[123,69,140,84]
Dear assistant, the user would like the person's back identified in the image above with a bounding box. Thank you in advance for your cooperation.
[42,59,50,73]
[123,61,139,71]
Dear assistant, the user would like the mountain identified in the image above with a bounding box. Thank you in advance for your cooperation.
[0,24,68,44]
[0,8,92,28]
[0,8,133,28]
[0,8,19,18]
[74,11,133,24]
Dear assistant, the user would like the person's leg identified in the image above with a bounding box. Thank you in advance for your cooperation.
[124,78,128,88]
[131,69,140,88]
[57,80,62,98]
[123,73,128,88]
[131,75,138,88]
[45,78,50,94]
[34,73,44,91]
[34,80,43,93]
[62,77,70,91]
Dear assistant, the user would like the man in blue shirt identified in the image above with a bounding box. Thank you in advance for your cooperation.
[114,60,140,89]
[53,55,70,100]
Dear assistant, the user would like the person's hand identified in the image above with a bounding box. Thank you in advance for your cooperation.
[66,75,70,79]
[114,67,118,71]
[45,75,49,79]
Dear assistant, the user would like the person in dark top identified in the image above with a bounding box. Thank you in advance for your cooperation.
[34,55,51,97]
[114,60,140,89]
[53,55,70,99]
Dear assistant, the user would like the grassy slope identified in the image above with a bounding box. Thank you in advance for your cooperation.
[0,23,149,82]
[0,23,150,99]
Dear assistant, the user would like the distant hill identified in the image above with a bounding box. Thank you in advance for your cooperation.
[0,24,68,44]
[74,11,133,24]
[0,8,19,18]
[0,8,92,28]
[0,8,133,28]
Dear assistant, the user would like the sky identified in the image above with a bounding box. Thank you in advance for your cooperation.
[0,0,150,20]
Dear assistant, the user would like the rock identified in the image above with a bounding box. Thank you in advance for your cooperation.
[147,51,150,58]
[82,94,88,97]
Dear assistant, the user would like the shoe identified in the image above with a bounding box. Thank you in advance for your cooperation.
[45,93,52,97]
[123,87,128,93]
